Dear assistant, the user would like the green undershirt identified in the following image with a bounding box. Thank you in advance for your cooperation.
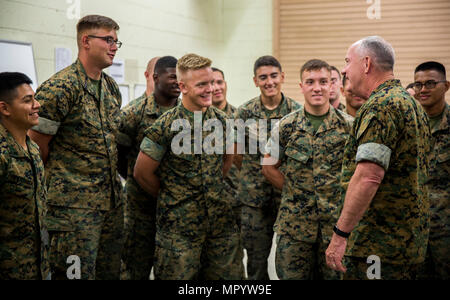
[305,110,329,133]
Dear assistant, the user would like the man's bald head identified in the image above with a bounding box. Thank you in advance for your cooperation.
[145,56,161,95]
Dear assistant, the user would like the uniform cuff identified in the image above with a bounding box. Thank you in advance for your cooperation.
[140,137,166,162]
[356,142,392,171]
[32,117,60,135]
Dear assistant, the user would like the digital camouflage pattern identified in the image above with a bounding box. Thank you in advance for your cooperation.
[269,106,353,243]
[337,102,346,112]
[0,124,50,280]
[46,204,124,280]
[236,94,302,209]
[276,232,342,280]
[140,102,243,279]
[236,94,301,280]
[33,59,125,279]
[220,102,242,226]
[33,59,123,211]
[266,106,352,280]
[421,103,450,279]
[341,80,432,266]
[344,256,421,280]
[118,93,178,280]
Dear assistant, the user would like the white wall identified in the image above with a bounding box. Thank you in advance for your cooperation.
[0,0,272,106]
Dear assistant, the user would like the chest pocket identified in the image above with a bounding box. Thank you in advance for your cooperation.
[170,153,198,179]
[285,146,310,164]
[5,159,34,198]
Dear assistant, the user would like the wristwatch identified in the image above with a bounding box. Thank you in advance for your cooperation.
[333,225,351,238]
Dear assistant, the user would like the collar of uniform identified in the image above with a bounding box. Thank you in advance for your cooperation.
[146,94,181,117]
[434,103,450,134]
[252,93,287,118]
[295,105,341,135]
[74,59,104,101]
[0,123,35,159]
[369,79,402,99]
[222,102,236,116]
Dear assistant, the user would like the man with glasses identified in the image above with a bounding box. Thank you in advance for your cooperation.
[414,61,450,280]
[29,15,124,280]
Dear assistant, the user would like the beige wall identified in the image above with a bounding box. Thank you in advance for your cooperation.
[0,0,273,105]
[273,0,450,104]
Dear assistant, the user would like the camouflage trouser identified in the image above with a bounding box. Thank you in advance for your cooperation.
[46,204,124,280]
[344,256,420,280]
[121,195,157,280]
[153,230,244,280]
[241,203,278,280]
[275,234,342,280]
[418,235,450,280]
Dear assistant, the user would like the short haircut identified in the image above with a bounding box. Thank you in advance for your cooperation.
[330,66,341,80]
[212,67,225,80]
[254,56,282,75]
[414,61,446,79]
[300,59,331,81]
[176,53,212,80]
[146,56,160,74]
[154,56,178,75]
[76,15,120,48]
[356,36,395,72]
[406,82,415,90]
[0,72,32,104]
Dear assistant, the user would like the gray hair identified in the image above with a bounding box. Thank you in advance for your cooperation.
[355,36,395,72]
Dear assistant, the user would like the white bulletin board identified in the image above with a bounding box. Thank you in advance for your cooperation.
[0,40,38,91]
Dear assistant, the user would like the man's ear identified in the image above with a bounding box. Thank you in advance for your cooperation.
[81,34,90,50]
[444,80,450,93]
[364,56,372,74]
[178,81,187,94]
[253,76,258,87]
[0,101,11,118]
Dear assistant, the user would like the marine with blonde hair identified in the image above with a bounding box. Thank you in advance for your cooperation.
[134,53,244,280]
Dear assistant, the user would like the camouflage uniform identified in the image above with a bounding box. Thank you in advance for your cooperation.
[420,104,450,279]
[32,59,124,280]
[340,80,431,280]
[266,107,353,280]
[140,103,244,280]
[220,102,242,227]
[236,94,301,280]
[337,102,346,112]
[118,93,178,280]
[0,124,50,280]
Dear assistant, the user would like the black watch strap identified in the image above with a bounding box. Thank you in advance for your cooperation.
[333,225,351,238]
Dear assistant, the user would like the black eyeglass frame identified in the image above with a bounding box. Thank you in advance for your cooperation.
[87,35,122,48]
[413,80,447,91]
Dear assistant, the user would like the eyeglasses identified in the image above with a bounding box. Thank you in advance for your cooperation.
[87,35,122,48]
[413,80,446,91]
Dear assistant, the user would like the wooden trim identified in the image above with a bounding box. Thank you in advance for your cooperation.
[272,0,280,58]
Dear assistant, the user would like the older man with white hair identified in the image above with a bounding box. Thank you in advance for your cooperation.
[325,36,432,280]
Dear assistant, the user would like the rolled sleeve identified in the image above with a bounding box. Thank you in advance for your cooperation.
[32,117,61,135]
[140,137,166,162]
[356,142,392,171]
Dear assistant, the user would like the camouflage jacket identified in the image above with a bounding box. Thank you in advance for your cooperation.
[341,80,432,264]
[221,102,240,208]
[267,107,353,243]
[140,102,238,238]
[33,59,123,212]
[337,102,346,112]
[118,93,179,208]
[428,104,450,239]
[236,94,302,207]
[0,124,50,279]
